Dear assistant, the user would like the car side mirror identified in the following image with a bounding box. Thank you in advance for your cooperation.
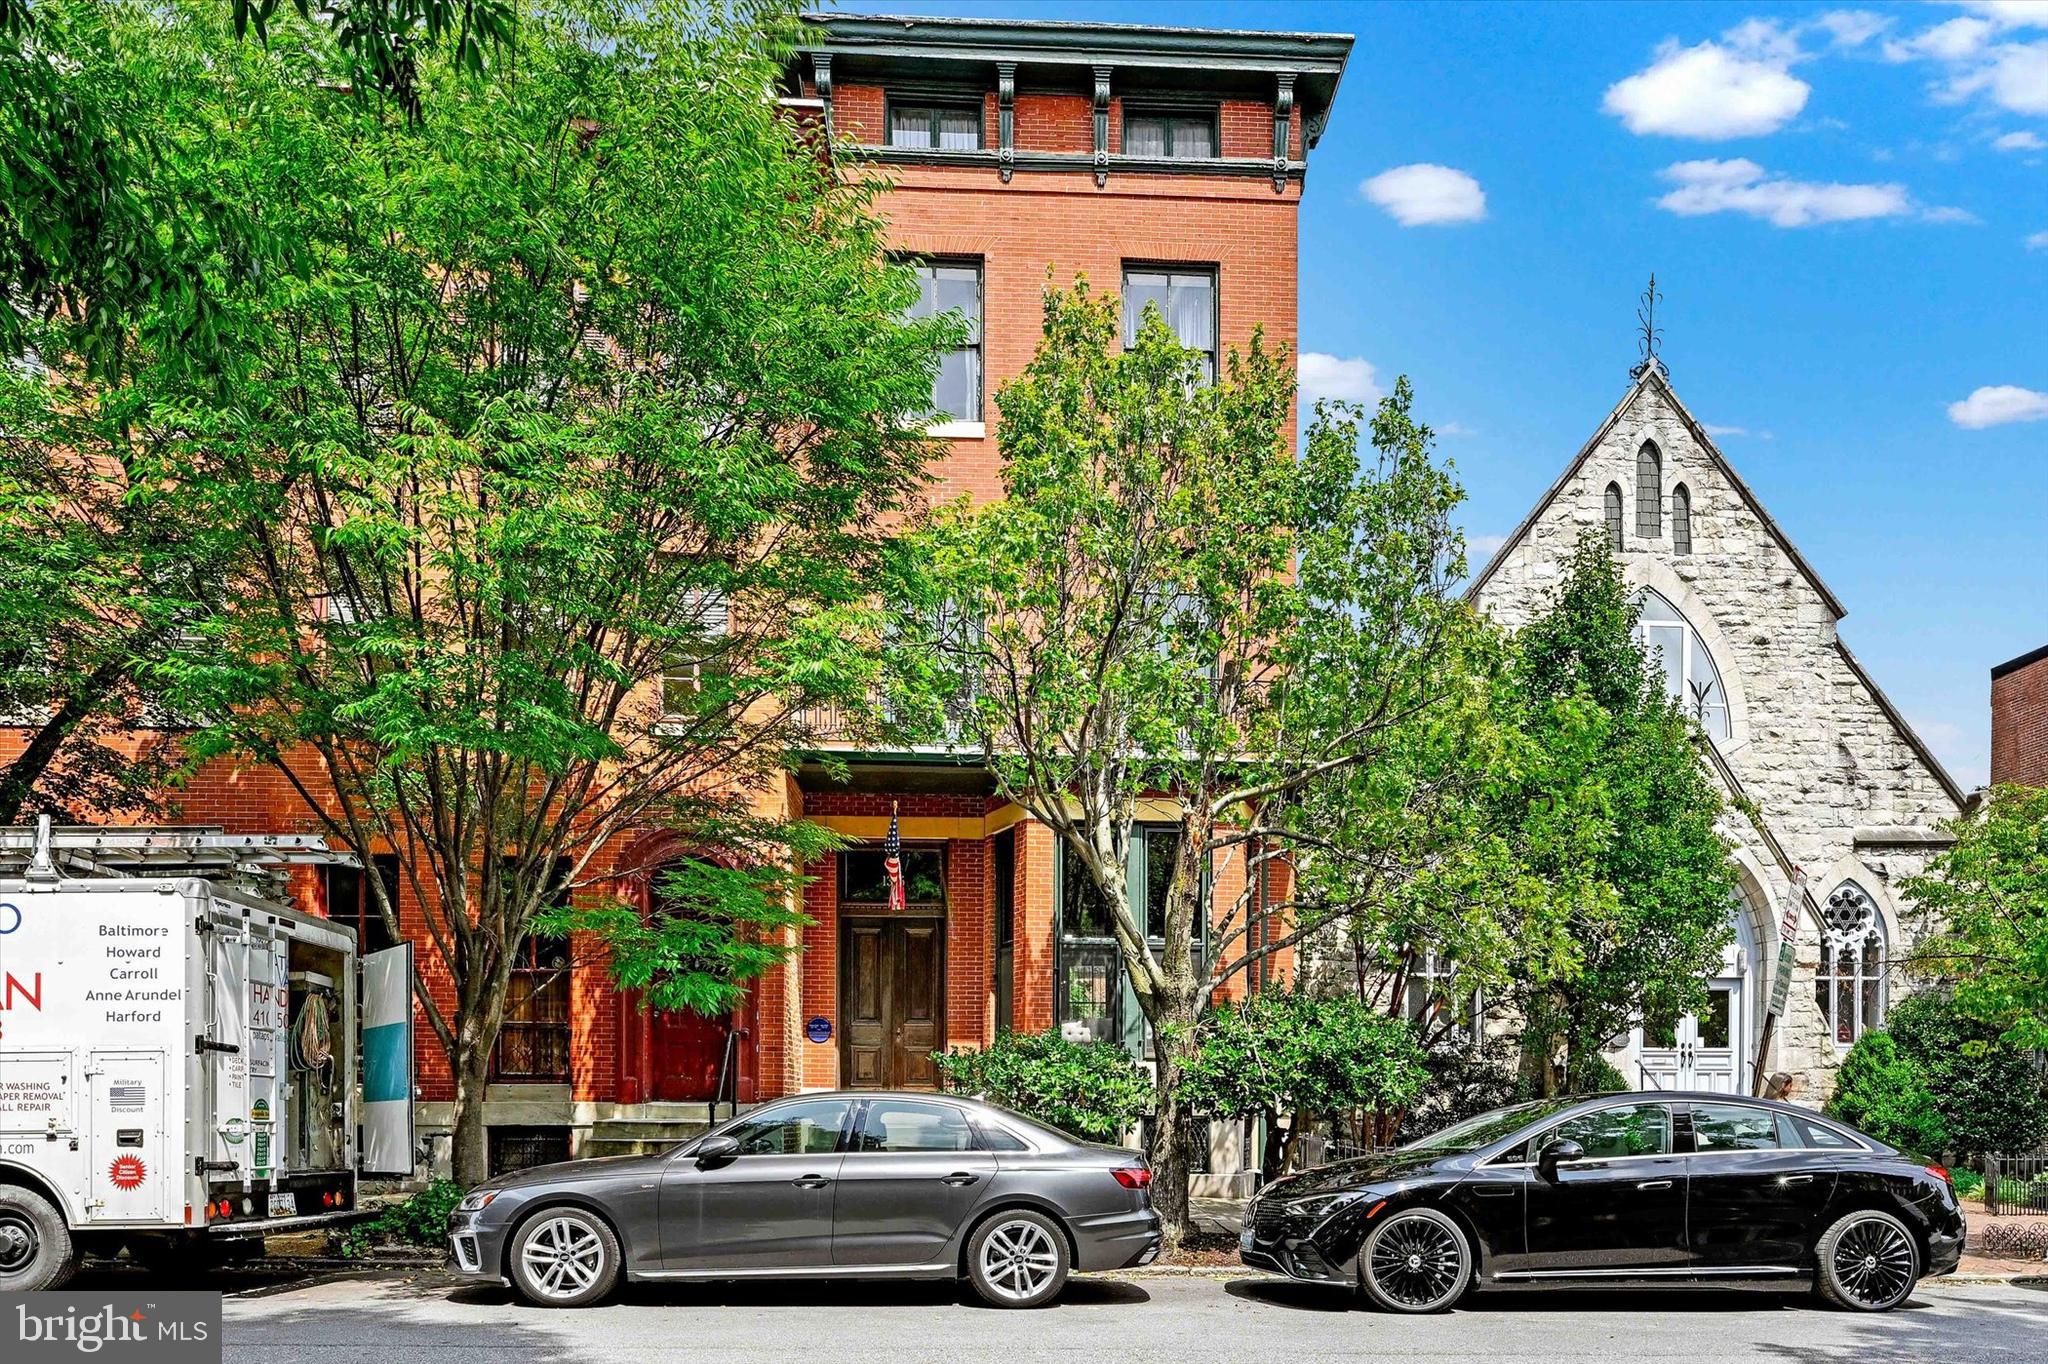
[1537,1138,1584,1178]
[694,1134,740,1165]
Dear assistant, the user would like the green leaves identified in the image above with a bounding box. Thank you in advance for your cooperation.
[933,1031,1152,1145]
[1903,784,2048,1051]
[1180,990,1428,1131]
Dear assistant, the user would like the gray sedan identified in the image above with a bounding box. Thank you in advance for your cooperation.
[447,1090,1161,1308]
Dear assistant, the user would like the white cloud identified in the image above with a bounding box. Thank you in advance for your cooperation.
[1359,164,1487,226]
[1994,129,2048,148]
[1435,421,1477,437]
[1702,422,1750,437]
[1298,353,1383,409]
[1948,384,2048,427]
[1922,204,1983,223]
[1604,39,1811,138]
[1655,158,1912,226]
[1815,10,1894,48]
[1886,4,2048,118]
[2026,229,2048,248]
[1467,533,1508,561]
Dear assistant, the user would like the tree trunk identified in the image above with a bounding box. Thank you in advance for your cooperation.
[449,1034,493,1188]
[1146,996,1203,1249]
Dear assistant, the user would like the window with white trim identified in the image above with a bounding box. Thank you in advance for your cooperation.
[1636,588,1730,740]
[661,587,729,714]
[1404,950,1479,1042]
[1123,267,1216,382]
[1816,882,1886,1047]
[904,260,982,424]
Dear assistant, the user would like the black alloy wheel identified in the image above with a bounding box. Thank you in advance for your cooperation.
[1357,1209,1471,1313]
[1816,1210,1918,1312]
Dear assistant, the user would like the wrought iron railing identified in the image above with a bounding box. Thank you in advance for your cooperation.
[1985,1154,2048,1215]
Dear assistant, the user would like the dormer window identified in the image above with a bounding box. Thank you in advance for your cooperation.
[888,101,981,151]
[1123,109,1217,159]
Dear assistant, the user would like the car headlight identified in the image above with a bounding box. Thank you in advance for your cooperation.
[456,1190,499,1213]
[1287,1190,1371,1223]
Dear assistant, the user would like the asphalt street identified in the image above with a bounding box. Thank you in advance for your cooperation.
[88,1265,2046,1364]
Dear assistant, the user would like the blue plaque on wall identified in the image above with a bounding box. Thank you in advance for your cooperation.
[805,1016,833,1044]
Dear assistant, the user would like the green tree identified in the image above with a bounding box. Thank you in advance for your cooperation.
[933,1031,1151,1145]
[1881,990,2048,1158]
[1501,531,1740,1094]
[1179,990,1428,1178]
[897,282,1471,1241]
[19,0,947,1184]
[1903,784,2048,1048]
[1826,1030,1947,1156]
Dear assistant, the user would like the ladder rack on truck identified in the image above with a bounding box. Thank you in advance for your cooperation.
[0,816,415,1289]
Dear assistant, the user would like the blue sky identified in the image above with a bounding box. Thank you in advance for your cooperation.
[842,0,2048,788]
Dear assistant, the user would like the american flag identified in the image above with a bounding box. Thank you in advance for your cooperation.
[883,803,906,913]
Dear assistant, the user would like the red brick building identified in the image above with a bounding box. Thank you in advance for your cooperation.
[1992,644,2048,787]
[17,13,1351,1178]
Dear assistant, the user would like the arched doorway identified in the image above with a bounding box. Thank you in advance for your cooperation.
[613,842,758,1107]
[1637,896,1756,1094]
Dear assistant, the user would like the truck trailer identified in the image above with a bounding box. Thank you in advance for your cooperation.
[0,819,414,1290]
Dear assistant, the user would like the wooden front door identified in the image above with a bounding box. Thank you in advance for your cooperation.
[841,917,945,1089]
[650,1007,730,1102]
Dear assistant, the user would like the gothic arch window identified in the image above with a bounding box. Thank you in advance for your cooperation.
[1635,442,1662,538]
[1637,588,1730,739]
[1604,483,1624,551]
[1671,484,1693,556]
[1815,882,1886,1047]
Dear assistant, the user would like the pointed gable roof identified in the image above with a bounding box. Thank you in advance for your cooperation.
[1467,363,1968,810]
[1466,363,1847,618]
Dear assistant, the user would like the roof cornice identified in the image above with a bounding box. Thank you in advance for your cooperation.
[800,12,1354,71]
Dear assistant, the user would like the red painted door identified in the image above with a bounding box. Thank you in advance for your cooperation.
[650,1008,730,1102]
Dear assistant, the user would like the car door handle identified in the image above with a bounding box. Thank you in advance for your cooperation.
[1636,1179,1674,1191]
[792,1175,832,1189]
[940,1172,981,1187]
[1782,1174,1815,1185]
[1472,1186,1516,1198]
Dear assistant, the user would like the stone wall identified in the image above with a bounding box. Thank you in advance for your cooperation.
[1468,367,1964,1104]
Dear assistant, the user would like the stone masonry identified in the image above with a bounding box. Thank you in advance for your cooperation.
[1468,363,1967,1104]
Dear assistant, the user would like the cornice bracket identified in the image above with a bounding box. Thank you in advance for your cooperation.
[1272,72,1296,194]
[812,52,835,149]
[997,62,1017,183]
[1092,64,1113,188]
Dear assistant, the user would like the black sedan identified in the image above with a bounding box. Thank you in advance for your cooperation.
[448,1091,1160,1307]
[1241,1091,1964,1313]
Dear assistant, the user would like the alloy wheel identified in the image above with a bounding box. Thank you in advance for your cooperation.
[519,1215,607,1301]
[0,1212,37,1274]
[976,1218,1061,1303]
[1365,1213,1467,1311]
[1831,1216,1915,1308]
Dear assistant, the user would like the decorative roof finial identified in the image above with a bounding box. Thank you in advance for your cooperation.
[1631,274,1665,380]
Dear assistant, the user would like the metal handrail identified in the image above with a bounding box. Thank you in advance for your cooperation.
[713,1027,750,1125]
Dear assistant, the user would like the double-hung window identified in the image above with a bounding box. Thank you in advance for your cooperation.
[905,260,983,425]
[888,102,981,151]
[1123,109,1217,159]
[661,586,730,715]
[1122,267,1217,382]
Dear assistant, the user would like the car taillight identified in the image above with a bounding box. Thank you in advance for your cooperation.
[1926,1164,1952,1187]
[1111,1167,1151,1189]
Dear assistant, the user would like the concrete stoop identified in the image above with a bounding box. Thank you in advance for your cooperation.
[581,1106,718,1158]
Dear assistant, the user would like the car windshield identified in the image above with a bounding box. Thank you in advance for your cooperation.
[1397,1098,1583,1154]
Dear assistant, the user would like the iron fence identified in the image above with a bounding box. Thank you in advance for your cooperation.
[1984,1155,2048,1216]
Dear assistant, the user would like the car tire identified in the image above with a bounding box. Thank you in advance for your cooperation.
[966,1209,1071,1308]
[507,1207,621,1308]
[1355,1208,1472,1314]
[1814,1209,1918,1312]
[0,1184,79,1292]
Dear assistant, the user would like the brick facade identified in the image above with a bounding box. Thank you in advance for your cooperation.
[4,14,1349,1175]
[1991,646,2048,787]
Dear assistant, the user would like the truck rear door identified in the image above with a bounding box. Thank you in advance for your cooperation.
[86,1052,168,1223]
[359,944,415,1177]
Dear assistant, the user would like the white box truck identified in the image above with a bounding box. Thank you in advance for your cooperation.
[0,819,415,1290]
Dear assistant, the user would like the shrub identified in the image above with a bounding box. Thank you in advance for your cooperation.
[1564,1051,1628,1095]
[1408,1036,1523,1137]
[933,1030,1149,1144]
[1883,991,2048,1158]
[1827,1031,1947,1156]
[335,1179,464,1258]
[1179,990,1428,1172]
[1980,1221,2048,1261]
[1952,1168,1986,1200]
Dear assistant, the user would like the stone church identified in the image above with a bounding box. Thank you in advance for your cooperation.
[1468,360,1968,1104]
